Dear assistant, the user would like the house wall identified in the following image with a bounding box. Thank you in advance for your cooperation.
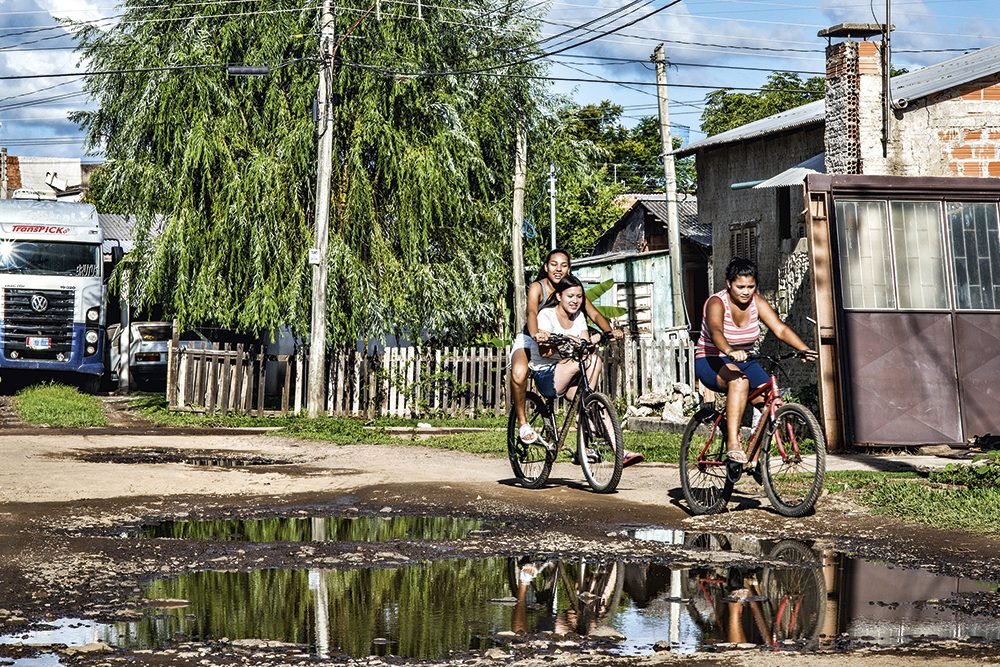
[696,128,824,388]
[826,40,1000,178]
[573,255,674,338]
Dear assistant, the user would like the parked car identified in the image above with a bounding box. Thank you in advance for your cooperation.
[106,321,211,389]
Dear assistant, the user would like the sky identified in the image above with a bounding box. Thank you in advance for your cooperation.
[1,0,999,163]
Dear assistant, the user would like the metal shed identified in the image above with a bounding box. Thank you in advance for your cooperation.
[805,174,1000,449]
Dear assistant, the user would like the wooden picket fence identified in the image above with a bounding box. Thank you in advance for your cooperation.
[167,337,695,417]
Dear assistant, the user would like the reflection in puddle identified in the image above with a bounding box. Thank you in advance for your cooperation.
[3,534,998,659]
[138,515,487,542]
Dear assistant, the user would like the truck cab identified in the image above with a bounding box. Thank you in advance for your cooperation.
[0,199,105,387]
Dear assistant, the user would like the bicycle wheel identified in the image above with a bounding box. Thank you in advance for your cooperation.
[507,391,554,489]
[679,407,733,515]
[759,541,827,646]
[578,393,623,493]
[761,403,826,517]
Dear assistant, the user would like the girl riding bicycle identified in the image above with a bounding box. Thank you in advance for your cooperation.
[532,275,643,467]
[695,258,816,464]
[511,249,620,446]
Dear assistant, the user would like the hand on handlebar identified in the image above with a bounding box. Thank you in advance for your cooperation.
[797,348,818,362]
[726,349,749,363]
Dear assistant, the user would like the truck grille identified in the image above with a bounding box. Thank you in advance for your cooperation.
[3,288,75,359]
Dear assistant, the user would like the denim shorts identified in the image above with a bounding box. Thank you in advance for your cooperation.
[695,356,769,393]
[531,365,558,398]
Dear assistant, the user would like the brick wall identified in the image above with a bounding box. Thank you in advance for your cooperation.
[825,40,885,175]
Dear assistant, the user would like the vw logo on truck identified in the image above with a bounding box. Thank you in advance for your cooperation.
[30,294,48,313]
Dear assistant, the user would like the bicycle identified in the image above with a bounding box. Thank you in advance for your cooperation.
[681,538,827,648]
[506,332,624,493]
[679,351,827,517]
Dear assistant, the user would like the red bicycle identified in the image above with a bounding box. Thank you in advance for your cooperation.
[679,351,826,517]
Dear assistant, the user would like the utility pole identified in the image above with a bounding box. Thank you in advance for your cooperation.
[511,119,528,333]
[653,44,687,330]
[308,0,335,418]
[548,162,557,250]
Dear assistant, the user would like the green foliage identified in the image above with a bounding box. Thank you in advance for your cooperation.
[701,72,825,137]
[929,453,1000,489]
[15,383,109,427]
[74,0,546,344]
[585,279,627,319]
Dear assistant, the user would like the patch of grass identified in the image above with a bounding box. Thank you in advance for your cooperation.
[823,470,1000,534]
[15,383,108,427]
[861,479,1000,534]
[624,431,683,463]
[823,470,919,493]
[928,452,1000,489]
[134,393,682,461]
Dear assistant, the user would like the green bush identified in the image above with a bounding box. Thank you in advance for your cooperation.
[929,453,1000,489]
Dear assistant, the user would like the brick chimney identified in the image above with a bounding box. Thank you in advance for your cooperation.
[822,25,886,175]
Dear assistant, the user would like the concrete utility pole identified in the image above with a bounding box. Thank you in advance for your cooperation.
[511,119,528,334]
[307,0,336,418]
[548,162,557,250]
[653,44,687,330]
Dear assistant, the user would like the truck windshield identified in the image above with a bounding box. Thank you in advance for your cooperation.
[0,240,101,277]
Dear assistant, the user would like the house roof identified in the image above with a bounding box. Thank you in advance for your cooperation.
[633,194,711,247]
[675,42,1000,157]
[594,194,711,251]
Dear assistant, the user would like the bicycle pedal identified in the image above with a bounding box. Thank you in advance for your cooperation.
[726,459,744,484]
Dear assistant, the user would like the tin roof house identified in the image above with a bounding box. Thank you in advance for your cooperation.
[677,26,1000,450]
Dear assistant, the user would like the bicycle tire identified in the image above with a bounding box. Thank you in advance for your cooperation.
[760,540,827,646]
[679,408,733,514]
[761,403,826,517]
[578,393,623,493]
[507,391,554,489]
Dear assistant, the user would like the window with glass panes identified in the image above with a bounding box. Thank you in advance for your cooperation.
[834,199,1000,312]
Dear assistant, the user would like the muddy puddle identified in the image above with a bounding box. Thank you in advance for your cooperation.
[75,447,290,467]
[136,515,490,542]
[4,530,998,659]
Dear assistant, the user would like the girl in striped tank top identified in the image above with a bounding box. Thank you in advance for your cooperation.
[695,258,816,463]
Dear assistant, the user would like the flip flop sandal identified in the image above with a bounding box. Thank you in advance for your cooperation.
[726,449,748,464]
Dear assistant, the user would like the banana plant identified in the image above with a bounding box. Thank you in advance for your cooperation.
[586,279,627,320]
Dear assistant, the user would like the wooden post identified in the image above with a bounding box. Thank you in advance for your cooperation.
[167,319,181,407]
[256,350,266,416]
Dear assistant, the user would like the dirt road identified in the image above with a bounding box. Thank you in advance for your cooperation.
[1,429,998,666]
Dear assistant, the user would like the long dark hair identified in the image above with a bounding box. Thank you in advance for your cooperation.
[540,274,584,311]
[535,248,571,282]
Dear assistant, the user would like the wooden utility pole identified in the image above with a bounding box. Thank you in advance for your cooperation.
[653,44,687,330]
[548,162,557,250]
[511,119,528,333]
[307,0,336,418]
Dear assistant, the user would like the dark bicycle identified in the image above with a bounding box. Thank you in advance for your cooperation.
[506,332,624,493]
[679,351,827,517]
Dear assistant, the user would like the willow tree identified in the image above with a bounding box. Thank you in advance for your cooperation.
[73,0,546,343]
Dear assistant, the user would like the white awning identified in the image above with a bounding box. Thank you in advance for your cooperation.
[752,153,826,189]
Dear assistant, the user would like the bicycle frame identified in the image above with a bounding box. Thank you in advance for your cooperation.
[695,368,786,468]
[543,353,594,453]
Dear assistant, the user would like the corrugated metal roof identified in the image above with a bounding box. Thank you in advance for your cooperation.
[675,42,1000,156]
[674,100,824,157]
[640,196,712,247]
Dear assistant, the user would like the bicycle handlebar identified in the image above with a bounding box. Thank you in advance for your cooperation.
[540,332,609,359]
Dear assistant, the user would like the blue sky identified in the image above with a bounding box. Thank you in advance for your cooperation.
[1,0,999,160]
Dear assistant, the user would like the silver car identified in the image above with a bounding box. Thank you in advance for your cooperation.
[106,321,210,388]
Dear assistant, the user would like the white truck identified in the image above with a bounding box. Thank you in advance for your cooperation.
[0,199,105,389]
